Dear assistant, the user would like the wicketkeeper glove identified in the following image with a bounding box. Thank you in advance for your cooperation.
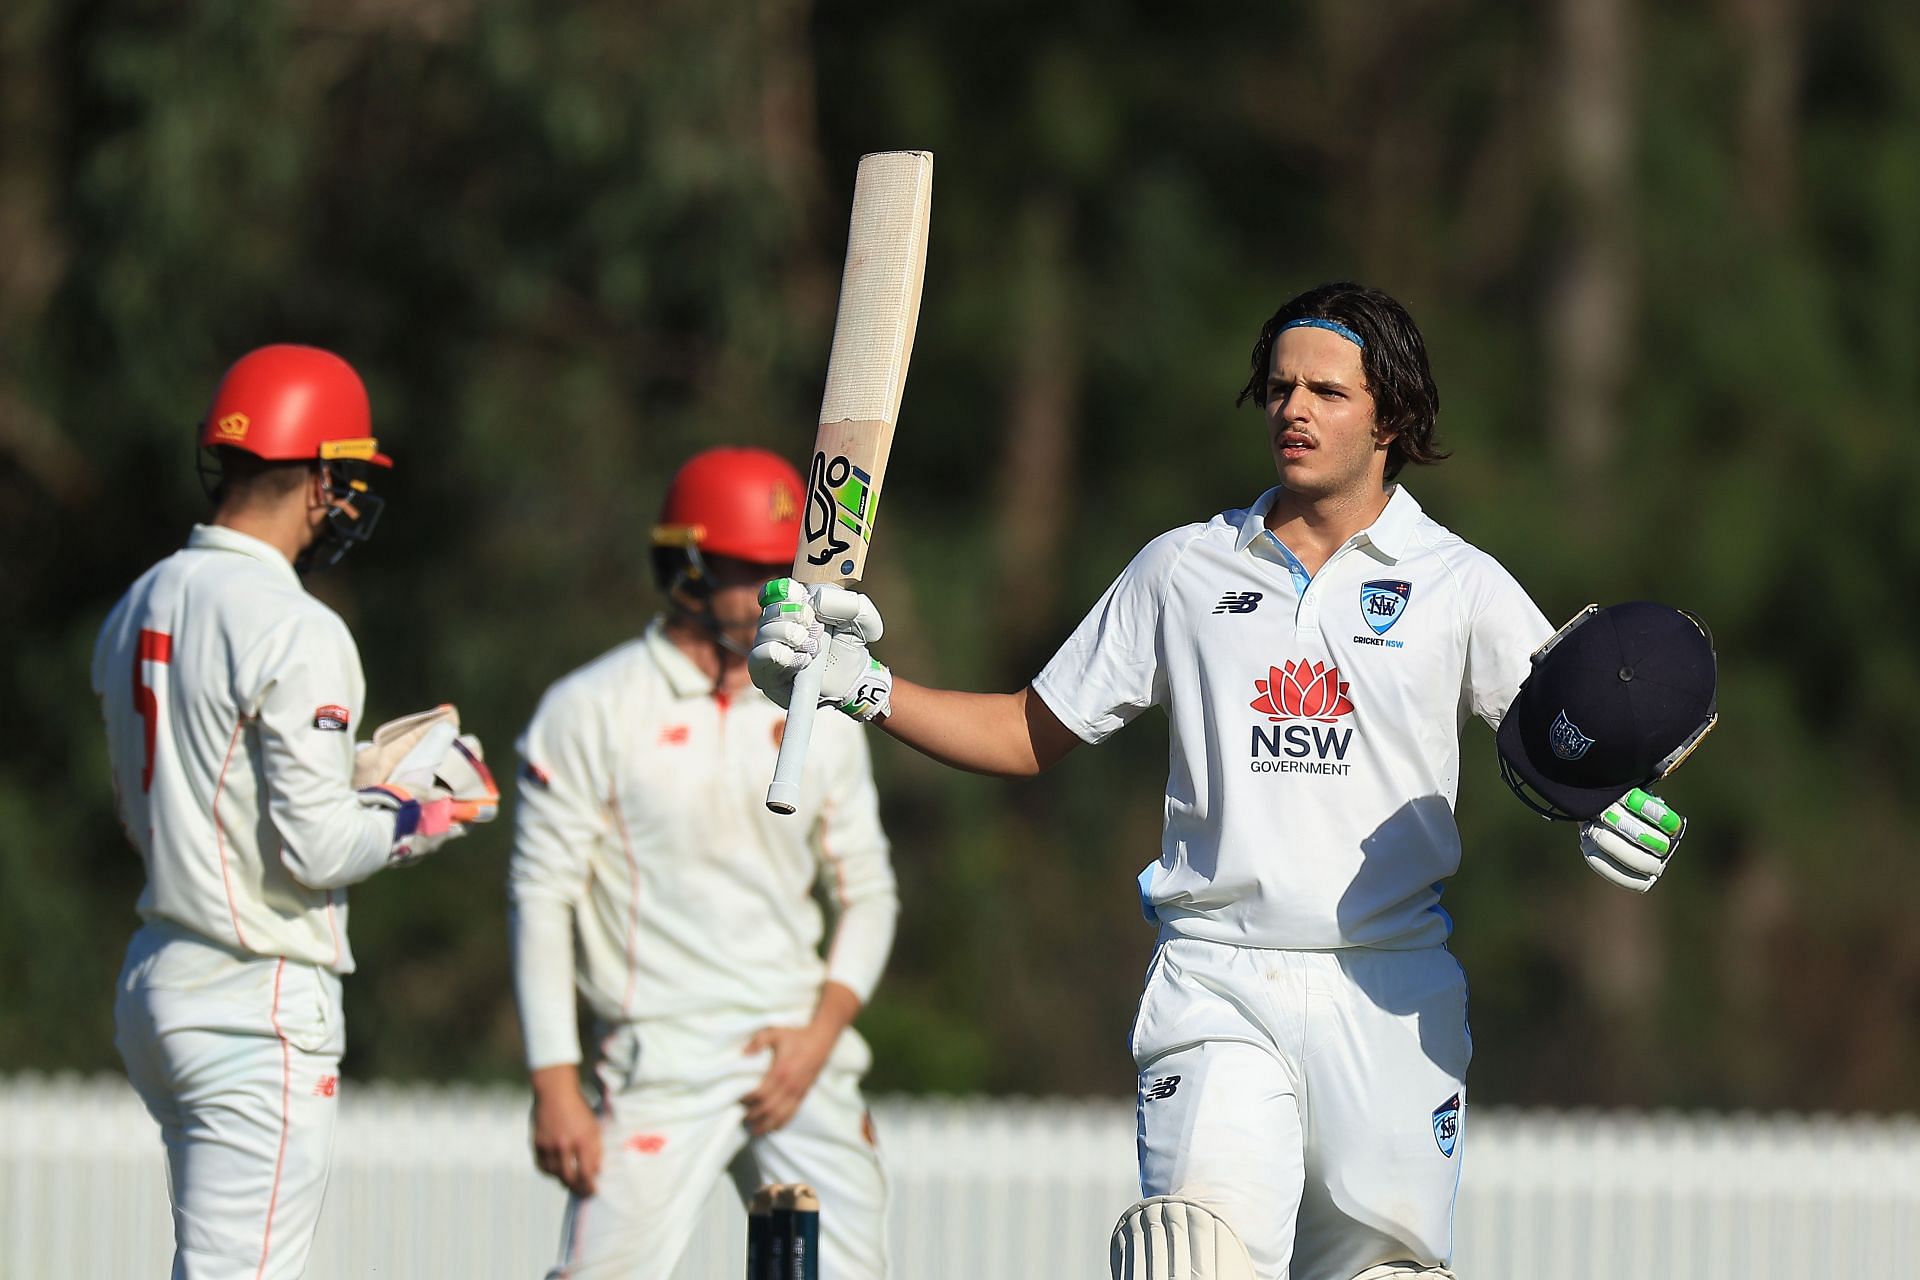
[749,578,893,722]
[1578,788,1687,892]
[354,704,456,789]
[353,707,499,862]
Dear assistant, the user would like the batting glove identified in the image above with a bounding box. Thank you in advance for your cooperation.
[1579,788,1687,892]
[750,578,893,722]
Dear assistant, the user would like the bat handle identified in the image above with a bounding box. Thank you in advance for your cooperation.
[766,655,826,814]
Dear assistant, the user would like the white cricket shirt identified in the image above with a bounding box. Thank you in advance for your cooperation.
[92,525,399,972]
[509,620,898,1071]
[1034,485,1551,951]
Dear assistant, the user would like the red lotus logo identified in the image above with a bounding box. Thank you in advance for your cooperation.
[1252,660,1355,723]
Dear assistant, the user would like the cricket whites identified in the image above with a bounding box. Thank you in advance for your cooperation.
[765,149,933,814]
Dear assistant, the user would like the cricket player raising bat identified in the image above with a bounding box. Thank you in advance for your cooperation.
[93,345,499,1279]
[752,283,1716,1280]
[509,447,897,1279]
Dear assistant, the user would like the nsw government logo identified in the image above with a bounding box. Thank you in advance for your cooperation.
[1249,660,1357,776]
[1432,1093,1461,1158]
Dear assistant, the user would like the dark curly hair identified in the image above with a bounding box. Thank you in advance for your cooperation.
[1236,281,1447,480]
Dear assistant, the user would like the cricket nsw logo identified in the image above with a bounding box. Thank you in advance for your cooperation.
[1549,709,1596,761]
[1251,660,1355,723]
[1360,579,1413,634]
[1432,1093,1461,1158]
[1249,660,1358,777]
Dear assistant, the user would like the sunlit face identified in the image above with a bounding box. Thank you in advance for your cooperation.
[1264,326,1393,500]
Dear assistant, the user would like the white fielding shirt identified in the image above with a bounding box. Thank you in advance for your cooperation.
[92,525,400,972]
[509,621,898,1071]
[1033,485,1552,951]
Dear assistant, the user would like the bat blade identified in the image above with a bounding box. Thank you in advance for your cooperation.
[796,150,932,587]
[768,150,932,815]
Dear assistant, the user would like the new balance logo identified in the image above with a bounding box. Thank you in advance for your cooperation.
[1213,591,1263,615]
[1144,1075,1181,1101]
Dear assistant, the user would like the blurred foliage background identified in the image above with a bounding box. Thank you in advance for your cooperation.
[2,0,1916,1110]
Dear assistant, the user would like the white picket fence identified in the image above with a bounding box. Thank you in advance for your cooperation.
[3,1074,1915,1279]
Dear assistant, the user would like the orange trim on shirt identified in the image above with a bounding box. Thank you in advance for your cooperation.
[213,717,251,951]
[325,891,342,971]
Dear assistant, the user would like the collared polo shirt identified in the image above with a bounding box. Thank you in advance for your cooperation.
[509,619,898,1070]
[1034,486,1551,950]
[92,525,398,972]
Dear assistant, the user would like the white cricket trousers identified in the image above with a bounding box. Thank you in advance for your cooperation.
[548,1013,889,1279]
[115,922,345,1280]
[1131,936,1471,1280]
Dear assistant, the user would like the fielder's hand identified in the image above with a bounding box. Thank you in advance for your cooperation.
[740,1021,836,1136]
[749,578,893,722]
[529,1065,603,1197]
[1579,788,1687,892]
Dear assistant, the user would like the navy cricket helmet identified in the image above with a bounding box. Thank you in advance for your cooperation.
[1496,602,1718,821]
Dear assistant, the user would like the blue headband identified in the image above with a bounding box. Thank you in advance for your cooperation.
[1279,317,1365,349]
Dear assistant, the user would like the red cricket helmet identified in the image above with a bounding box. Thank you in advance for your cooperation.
[651,448,803,588]
[200,344,393,468]
[199,344,392,572]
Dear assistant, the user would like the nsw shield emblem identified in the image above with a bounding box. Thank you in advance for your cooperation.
[1548,709,1597,761]
[1432,1093,1461,1158]
[1360,580,1412,635]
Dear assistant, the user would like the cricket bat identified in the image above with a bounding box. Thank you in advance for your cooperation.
[765,150,933,815]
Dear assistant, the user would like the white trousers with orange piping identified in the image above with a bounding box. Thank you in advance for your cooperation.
[115,922,345,1280]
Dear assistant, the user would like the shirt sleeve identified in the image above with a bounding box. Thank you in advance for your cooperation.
[508,677,609,1071]
[89,598,119,698]
[1463,555,1555,733]
[1030,527,1191,743]
[813,726,897,1006]
[247,612,396,890]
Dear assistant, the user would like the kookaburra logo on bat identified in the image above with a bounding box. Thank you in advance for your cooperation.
[805,451,854,566]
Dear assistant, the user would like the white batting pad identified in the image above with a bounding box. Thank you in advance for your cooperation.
[1111,1196,1257,1280]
